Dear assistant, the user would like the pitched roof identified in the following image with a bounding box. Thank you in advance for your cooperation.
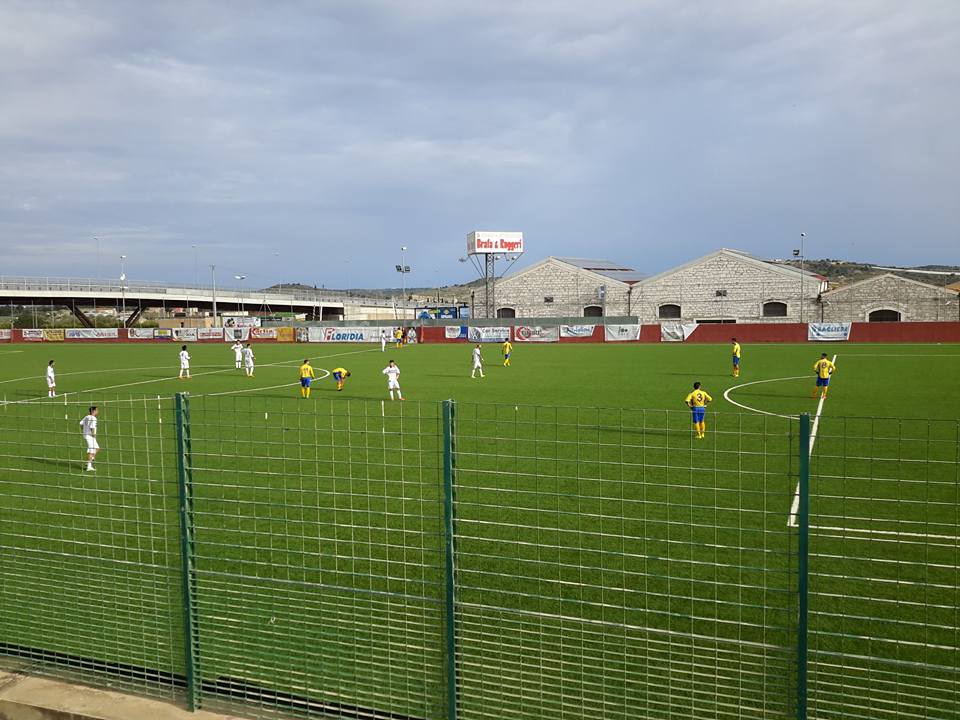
[553,258,647,283]
[823,272,959,297]
[636,248,826,287]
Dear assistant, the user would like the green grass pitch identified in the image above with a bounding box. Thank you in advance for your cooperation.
[0,341,957,720]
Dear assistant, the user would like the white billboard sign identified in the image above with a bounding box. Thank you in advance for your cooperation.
[467,231,524,255]
[604,324,642,342]
[65,328,120,340]
[513,326,559,343]
[307,326,379,343]
[467,326,510,343]
[808,323,851,342]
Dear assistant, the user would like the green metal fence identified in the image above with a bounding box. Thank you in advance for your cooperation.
[0,394,957,719]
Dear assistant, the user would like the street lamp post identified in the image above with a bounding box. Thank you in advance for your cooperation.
[119,255,127,327]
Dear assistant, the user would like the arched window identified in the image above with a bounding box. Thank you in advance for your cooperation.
[583,305,603,317]
[496,307,516,318]
[762,301,788,317]
[868,309,901,322]
[658,304,681,319]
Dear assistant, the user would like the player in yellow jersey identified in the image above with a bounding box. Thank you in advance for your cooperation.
[684,382,713,439]
[502,339,513,367]
[812,353,836,399]
[394,327,403,349]
[731,337,741,377]
[332,367,351,391]
[298,360,315,398]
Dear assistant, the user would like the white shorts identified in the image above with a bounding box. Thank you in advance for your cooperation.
[47,379,56,388]
[387,379,400,390]
[84,435,99,451]
[234,354,243,361]
[180,362,190,369]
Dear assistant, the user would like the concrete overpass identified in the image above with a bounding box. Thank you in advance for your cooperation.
[0,277,401,326]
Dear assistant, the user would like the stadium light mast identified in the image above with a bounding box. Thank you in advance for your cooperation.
[396,246,411,320]
[794,232,806,323]
[210,265,218,326]
[235,275,247,316]
[119,255,127,327]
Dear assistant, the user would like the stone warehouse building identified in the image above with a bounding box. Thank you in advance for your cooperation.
[481,249,959,322]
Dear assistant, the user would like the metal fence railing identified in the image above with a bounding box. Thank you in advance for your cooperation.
[0,396,956,719]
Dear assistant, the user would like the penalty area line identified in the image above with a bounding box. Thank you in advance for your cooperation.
[788,353,837,527]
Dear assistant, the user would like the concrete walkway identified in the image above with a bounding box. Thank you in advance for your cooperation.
[0,671,248,720]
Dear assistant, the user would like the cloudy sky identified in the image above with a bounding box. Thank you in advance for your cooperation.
[1,1,957,289]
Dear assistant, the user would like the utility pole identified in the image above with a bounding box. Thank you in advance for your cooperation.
[210,265,218,326]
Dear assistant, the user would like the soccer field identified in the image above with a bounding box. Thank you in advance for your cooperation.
[0,341,957,720]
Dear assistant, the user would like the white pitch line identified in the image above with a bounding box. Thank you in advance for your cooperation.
[722,375,808,420]
[788,354,837,527]
[810,525,960,543]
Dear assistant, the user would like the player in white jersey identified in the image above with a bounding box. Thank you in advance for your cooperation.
[471,344,484,379]
[380,329,387,352]
[243,344,256,377]
[382,360,404,400]
[46,360,57,397]
[231,341,244,369]
[80,405,99,471]
[178,345,191,379]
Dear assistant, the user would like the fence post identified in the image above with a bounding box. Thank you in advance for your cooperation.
[441,399,458,720]
[175,393,200,711]
[797,412,810,720]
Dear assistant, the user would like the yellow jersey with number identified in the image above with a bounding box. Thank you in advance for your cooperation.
[684,390,713,407]
[813,359,835,379]
[299,363,315,379]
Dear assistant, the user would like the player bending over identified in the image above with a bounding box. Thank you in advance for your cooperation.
[383,360,404,400]
[502,339,513,367]
[684,382,713,440]
[299,359,315,398]
[46,360,57,397]
[179,345,191,379]
[812,353,836,399]
[471,345,484,378]
[80,405,99,472]
[731,338,741,378]
[332,367,351,392]
[231,341,244,369]
[243,344,255,377]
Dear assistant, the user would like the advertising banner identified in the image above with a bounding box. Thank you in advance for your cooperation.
[660,322,700,342]
[197,328,225,341]
[276,327,295,343]
[251,327,277,339]
[172,328,198,342]
[225,327,250,342]
[808,323,852,342]
[156,329,173,340]
[0,329,11,340]
[43,329,65,342]
[128,328,156,340]
[224,316,261,328]
[308,326,379,343]
[513,325,559,343]
[65,328,119,340]
[445,326,468,340]
[467,326,510,343]
[560,324,595,338]
[23,329,44,341]
[604,324,642,342]
[466,231,524,255]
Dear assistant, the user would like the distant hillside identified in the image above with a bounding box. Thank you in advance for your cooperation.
[777,259,960,289]
[263,277,484,303]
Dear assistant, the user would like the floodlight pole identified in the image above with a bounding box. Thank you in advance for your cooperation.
[799,233,805,324]
[235,275,246,316]
[210,265,218,326]
[119,255,127,327]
